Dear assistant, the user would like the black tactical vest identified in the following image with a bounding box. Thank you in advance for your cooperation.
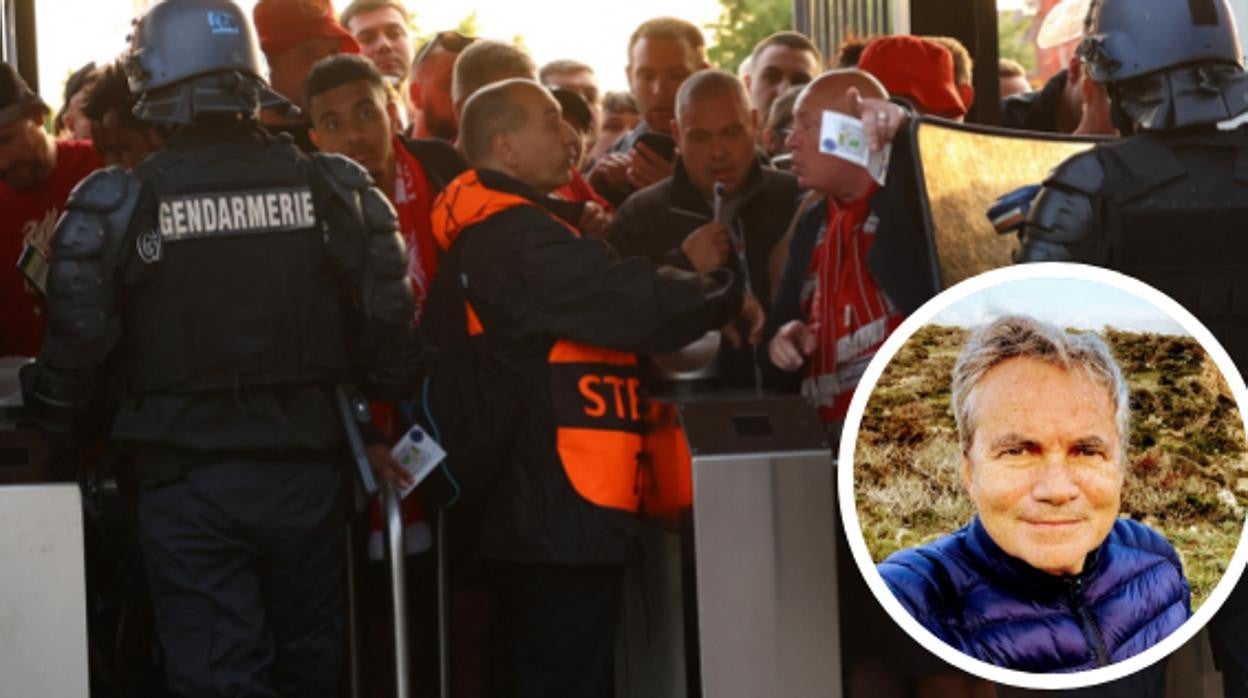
[122,131,352,395]
[1099,128,1248,365]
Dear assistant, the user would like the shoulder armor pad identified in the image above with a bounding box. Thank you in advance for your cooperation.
[313,152,373,191]
[1017,184,1096,262]
[54,170,142,261]
[1043,150,1105,195]
[1098,135,1185,201]
[66,167,134,214]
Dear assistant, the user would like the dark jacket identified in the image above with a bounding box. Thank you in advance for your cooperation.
[878,516,1190,672]
[1000,69,1069,133]
[608,159,800,388]
[433,169,742,565]
[762,197,826,394]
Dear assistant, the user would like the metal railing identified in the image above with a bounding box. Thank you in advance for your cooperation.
[346,484,419,698]
[794,0,899,64]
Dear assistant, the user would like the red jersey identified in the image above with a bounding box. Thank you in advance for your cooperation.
[1,140,103,357]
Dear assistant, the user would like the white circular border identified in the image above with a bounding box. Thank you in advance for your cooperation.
[837,262,1248,690]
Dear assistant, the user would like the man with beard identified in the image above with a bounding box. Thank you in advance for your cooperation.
[0,64,102,357]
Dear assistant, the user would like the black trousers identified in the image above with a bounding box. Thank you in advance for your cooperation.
[135,453,346,698]
[486,562,624,698]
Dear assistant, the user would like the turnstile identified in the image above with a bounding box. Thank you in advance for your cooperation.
[0,362,89,698]
[621,394,842,698]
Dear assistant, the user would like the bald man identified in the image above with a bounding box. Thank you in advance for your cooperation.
[425,78,756,695]
[608,69,798,388]
[452,42,613,235]
[764,69,906,426]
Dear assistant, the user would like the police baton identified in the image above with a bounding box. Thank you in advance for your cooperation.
[335,384,379,500]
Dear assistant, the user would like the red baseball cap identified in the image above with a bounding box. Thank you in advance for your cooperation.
[253,0,360,58]
[858,36,966,119]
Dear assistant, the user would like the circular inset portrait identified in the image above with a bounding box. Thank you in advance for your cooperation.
[839,263,1248,689]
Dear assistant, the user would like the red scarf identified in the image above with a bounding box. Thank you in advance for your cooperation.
[365,137,441,552]
[801,195,904,423]
[391,135,440,321]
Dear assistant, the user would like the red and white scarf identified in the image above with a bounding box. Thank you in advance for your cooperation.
[800,195,904,424]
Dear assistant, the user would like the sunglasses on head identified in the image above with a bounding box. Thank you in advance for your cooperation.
[414,31,476,66]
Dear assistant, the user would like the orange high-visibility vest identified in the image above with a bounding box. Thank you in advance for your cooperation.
[431,170,643,513]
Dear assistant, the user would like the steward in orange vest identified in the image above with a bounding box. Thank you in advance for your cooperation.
[424,79,744,696]
[430,168,742,563]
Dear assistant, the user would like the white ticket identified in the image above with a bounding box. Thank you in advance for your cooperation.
[391,425,447,499]
[819,110,891,186]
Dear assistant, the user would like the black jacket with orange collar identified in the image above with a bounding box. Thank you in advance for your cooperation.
[428,168,743,565]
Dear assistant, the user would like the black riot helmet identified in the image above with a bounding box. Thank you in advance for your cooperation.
[1078,0,1243,84]
[125,0,296,124]
[1078,0,1248,131]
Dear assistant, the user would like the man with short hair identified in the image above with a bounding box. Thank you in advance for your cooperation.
[304,53,463,693]
[339,0,416,126]
[81,62,163,170]
[340,1,413,85]
[53,62,98,141]
[451,40,539,121]
[762,84,802,162]
[0,64,103,357]
[306,53,465,322]
[999,58,1031,99]
[428,77,751,696]
[743,31,822,133]
[408,30,475,141]
[1001,54,1087,133]
[589,16,709,206]
[254,0,360,149]
[879,315,1190,672]
[608,69,793,386]
[452,41,612,233]
[586,91,640,164]
[541,59,602,147]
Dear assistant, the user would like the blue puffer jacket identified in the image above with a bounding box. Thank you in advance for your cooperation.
[878,517,1191,672]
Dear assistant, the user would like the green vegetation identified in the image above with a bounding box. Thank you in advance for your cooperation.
[854,324,1248,609]
[706,0,793,74]
[998,8,1039,75]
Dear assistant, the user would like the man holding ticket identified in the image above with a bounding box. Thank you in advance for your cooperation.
[764,69,906,430]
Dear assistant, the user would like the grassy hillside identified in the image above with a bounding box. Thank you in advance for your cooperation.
[854,324,1248,609]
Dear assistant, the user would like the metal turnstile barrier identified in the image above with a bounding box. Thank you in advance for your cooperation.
[622,394,842,698]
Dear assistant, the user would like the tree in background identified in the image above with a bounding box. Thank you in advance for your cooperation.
[998,7,1039,76]
[707,0,793,74]
[411,10,483,47]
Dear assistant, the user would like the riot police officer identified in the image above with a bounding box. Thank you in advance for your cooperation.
[1019,1,1248,695]
[22,1,418,695]
[1020,0,1248,344]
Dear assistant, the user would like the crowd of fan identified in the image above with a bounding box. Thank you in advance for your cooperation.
[0,1,1121,696]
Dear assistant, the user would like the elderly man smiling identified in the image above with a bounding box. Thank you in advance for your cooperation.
[878,315,1191,673]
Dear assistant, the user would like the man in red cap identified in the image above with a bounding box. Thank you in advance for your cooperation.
[857,35,972,121]
[253,0,360,149]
